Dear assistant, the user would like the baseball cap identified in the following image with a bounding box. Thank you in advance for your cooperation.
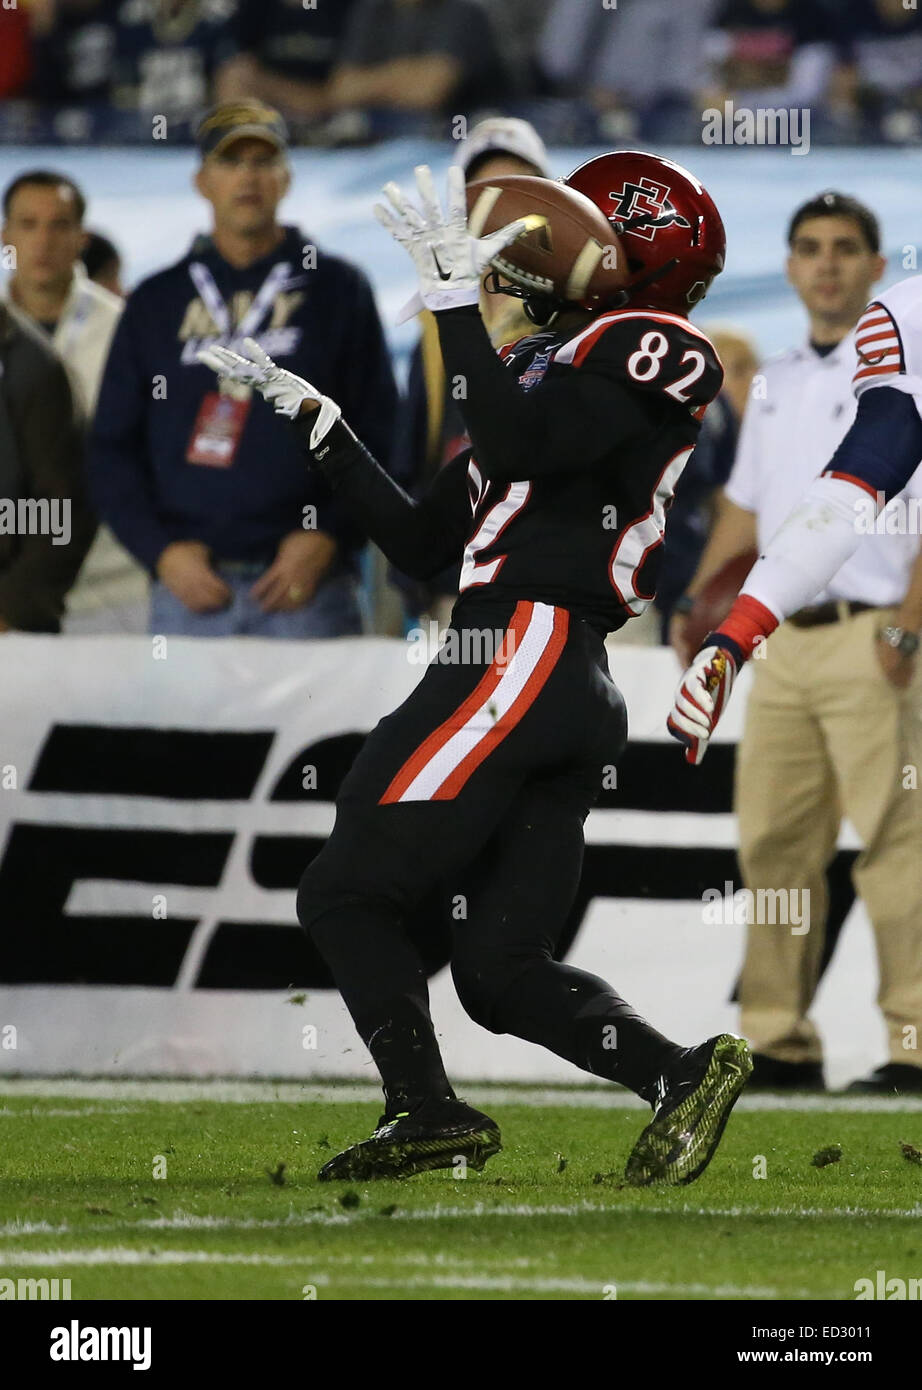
[196,101,289,159]
[454,116,550,180]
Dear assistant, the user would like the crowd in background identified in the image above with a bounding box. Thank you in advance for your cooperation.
[0,103,764,643]
[0,0,921,145]
[0,0,921,641]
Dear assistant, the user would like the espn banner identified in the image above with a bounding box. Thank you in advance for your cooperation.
[0,636,877,1086]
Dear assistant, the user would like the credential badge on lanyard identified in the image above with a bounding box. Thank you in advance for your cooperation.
[189,259,293,340]
[56,286,94,359]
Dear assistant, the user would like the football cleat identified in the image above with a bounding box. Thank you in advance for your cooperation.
[748,1053,825,1092]
[317,1097,502,1182]
[625,1033,752,1187]
[845,1062,922,1095]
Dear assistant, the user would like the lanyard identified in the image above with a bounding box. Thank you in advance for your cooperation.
[188,259,292,339]
[55,284,94,359]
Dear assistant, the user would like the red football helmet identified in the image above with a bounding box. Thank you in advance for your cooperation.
[564,150,726,315]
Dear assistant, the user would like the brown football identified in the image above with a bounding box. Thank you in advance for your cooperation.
[465,174,630,309]
[684,550,759,655]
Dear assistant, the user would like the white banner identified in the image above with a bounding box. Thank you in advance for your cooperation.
[0,635,880,1087]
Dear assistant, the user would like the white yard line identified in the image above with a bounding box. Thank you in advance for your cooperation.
[0,1248,329,1268]
[0,1106,139,1118]
[311,1274,791,1298]
[0,1220,71,1238]
[2,1198,921,1246]
[0,1077,921,1112]
[0,1247,804,1297]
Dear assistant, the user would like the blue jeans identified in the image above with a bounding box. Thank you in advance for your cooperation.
[149,563,363,638]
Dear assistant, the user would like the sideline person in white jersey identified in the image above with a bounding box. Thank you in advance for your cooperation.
[1,170,148,633]
[670,265,922,1095]
[674,193,922,1095]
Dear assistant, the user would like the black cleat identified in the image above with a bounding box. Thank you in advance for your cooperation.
[845,1063,922,1095]
[749,1053,825,1091]
[625,1033,752,1187]
[317,1097,502,1182]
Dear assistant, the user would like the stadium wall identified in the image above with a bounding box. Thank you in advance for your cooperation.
[0,636,882,1089]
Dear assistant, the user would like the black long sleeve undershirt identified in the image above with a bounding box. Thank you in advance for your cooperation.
[294,414,471,581]
[433,305,659,482]
[293,306,681,581]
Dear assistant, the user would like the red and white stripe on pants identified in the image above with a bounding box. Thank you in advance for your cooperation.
[379,600,569,804]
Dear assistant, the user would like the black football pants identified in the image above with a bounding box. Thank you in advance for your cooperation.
[296,596,682,1108]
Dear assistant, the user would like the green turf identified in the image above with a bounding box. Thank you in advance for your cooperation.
[1,1090,921,1300]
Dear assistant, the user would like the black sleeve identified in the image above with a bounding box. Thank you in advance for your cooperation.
[0,349,96,631]
[824,386,922,501]
[292,415,471,581]
[434,306,722,485]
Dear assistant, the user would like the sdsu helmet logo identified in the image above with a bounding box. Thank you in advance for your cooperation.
[609,178,692,242]
[564,150,726,314]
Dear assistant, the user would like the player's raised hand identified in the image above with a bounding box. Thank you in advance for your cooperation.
[374,164,537,321]
[667,645,737,765]
[196,337,341,448]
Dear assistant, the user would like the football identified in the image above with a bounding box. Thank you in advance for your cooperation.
[684,549,759,654]
[465,173,630,309]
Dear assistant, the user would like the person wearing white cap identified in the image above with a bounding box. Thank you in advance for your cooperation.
[390,116,551,628]
[453,117,550,343]
[455,115,550,179]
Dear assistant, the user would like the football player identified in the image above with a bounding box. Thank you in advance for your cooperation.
[199,153,753,1186]
[669,274,922,763]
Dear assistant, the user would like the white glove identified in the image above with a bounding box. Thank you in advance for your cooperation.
[195,337,341,450]
[374,163,539,323]
[666,645,737,766]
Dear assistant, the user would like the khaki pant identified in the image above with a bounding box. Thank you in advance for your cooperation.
[737,606,922,1067]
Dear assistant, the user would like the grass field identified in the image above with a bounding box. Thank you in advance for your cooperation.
[1,1079,922,1302]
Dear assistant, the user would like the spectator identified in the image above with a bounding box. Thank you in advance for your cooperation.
[109,0,237,119]
[3,174,118,421]
[654,328,758,638]
[841,0,922,142]
[701,0,838,111]
[675,192,922,1094]
[89,101,399,638]
[81,229,124,297]
[538,0,716,139]
[215,0,358,120]
[478,0,546,97]
[391,117,550,629]
[28,0,119,106]
[328,0,505,116]
[0,6,33,98]
[0,302,96,632]
[1,170,147,632]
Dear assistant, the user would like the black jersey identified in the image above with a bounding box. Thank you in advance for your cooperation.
[299,304,724,635]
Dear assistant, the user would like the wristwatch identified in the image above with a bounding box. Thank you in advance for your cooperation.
[674,594,696,616]
[878,625,920,657]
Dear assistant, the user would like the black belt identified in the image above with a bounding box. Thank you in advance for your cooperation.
[787,601,880,629]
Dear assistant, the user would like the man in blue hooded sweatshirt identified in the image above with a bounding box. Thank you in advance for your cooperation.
[90,100,398,637]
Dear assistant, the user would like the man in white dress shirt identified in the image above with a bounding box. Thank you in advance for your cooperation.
[672,192,922,1093]
[1,170,148,632]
